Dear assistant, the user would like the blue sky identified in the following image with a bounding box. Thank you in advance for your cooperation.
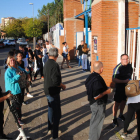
[0,0,54,23]
[0,0,91,23]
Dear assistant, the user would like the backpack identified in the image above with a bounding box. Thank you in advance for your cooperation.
[125,80,140,97]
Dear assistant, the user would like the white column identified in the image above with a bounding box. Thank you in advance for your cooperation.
[117,0,125,63]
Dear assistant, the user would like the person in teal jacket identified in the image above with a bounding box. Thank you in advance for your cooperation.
[5,56,29,125]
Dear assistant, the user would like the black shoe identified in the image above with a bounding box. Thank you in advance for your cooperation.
[112,118,118,127]
[121,131,132,138]
[118,115,125,121]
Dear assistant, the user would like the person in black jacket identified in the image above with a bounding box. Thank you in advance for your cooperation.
[85,61,112,140]
[0,69,13,139]
[43,48,66,140]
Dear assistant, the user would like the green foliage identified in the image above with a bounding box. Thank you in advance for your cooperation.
[38,0,63,28]
[2,19,25,38]
[22,18,43,38]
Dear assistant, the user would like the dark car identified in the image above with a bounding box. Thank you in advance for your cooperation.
[0,40,4,48]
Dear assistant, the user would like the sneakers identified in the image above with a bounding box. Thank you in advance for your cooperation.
[41,76,44,79]
[22,101,28,105]
[18,120,25,125]
[118,115,125,121]
[112,118,118,127]
[48,130,61,135]
[121,131,132,138]
[27,93,33,98]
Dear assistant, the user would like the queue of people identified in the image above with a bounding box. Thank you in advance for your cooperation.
[1,40,140,140]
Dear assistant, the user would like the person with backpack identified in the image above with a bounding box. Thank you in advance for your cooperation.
[85,61,112,140]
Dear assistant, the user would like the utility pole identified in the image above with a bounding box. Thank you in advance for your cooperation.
[48,9,49,42]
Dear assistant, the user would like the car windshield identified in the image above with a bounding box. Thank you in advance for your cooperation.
[3,40,7,42]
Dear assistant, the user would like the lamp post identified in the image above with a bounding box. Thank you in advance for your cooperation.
[29,3,36,49]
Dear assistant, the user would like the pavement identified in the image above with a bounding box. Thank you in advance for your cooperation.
[3,55,139,140]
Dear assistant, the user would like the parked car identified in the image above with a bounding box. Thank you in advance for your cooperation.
[0,40,4,48]
[3,39,16,47]
[17,38,28,46]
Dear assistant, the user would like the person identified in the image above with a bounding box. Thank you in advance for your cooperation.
[4,50,15,71]
[19,45,29,68]
[82,43,89,71]
[26,45,34,83]
[43,48,66,140]
[16,51,33,98]
[121,88,140,139]
[0,69,13,139]
[34,45,44,80]
[85,61,112,140]
[46,41,52,53]
[42,44,48,66]
[112,54,133,127]
[5,56,30,125]
[61,42,71,69]
[76,40,84,67]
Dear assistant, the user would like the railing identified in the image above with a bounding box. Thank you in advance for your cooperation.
[126,27,140,80]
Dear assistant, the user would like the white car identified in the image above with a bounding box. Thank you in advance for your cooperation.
[17,38,28,45]
[3,39,16,47]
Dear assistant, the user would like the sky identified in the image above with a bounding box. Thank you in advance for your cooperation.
[0,0,54,23]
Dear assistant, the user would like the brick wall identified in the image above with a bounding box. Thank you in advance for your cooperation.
[59,36,65,55]
[91,1,118,87]
[125,2,139,28]
[91,1,139,86]
[63,0,84,60]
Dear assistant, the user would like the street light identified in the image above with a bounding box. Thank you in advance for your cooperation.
[29,3,35,49]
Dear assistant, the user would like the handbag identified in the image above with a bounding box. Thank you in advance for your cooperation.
[125,80,140,97]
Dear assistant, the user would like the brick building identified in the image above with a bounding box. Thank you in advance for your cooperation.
[59,0,139,86]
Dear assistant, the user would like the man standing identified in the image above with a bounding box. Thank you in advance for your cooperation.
[112,54,133,127]
[43,48,66,140]
[76,40,84,66]
[85,61,112,140]
[34,45,43,80]
[46,41,52,53]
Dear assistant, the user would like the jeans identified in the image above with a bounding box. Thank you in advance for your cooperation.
[89,102,106,140]
[42,54,48,66]
[46,94,61,139]
[82,54,87,70]
[78,55,82,66]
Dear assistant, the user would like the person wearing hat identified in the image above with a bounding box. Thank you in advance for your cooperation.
[61,42,71,69]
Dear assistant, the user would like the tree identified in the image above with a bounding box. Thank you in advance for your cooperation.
[22,18,43,38]
[2,19,25,38]
[38,0,63,29]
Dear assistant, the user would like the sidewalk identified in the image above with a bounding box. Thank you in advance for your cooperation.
[4,55,139,140]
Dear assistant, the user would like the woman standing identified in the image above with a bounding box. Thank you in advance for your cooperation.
[16,51,33,99]
[5,56,29,125]
[121,93,140,139]
[82,43,89,71]
[61,42,71,69]
[42,44,48,66]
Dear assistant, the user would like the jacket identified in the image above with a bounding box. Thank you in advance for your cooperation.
[5,66,29,95]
